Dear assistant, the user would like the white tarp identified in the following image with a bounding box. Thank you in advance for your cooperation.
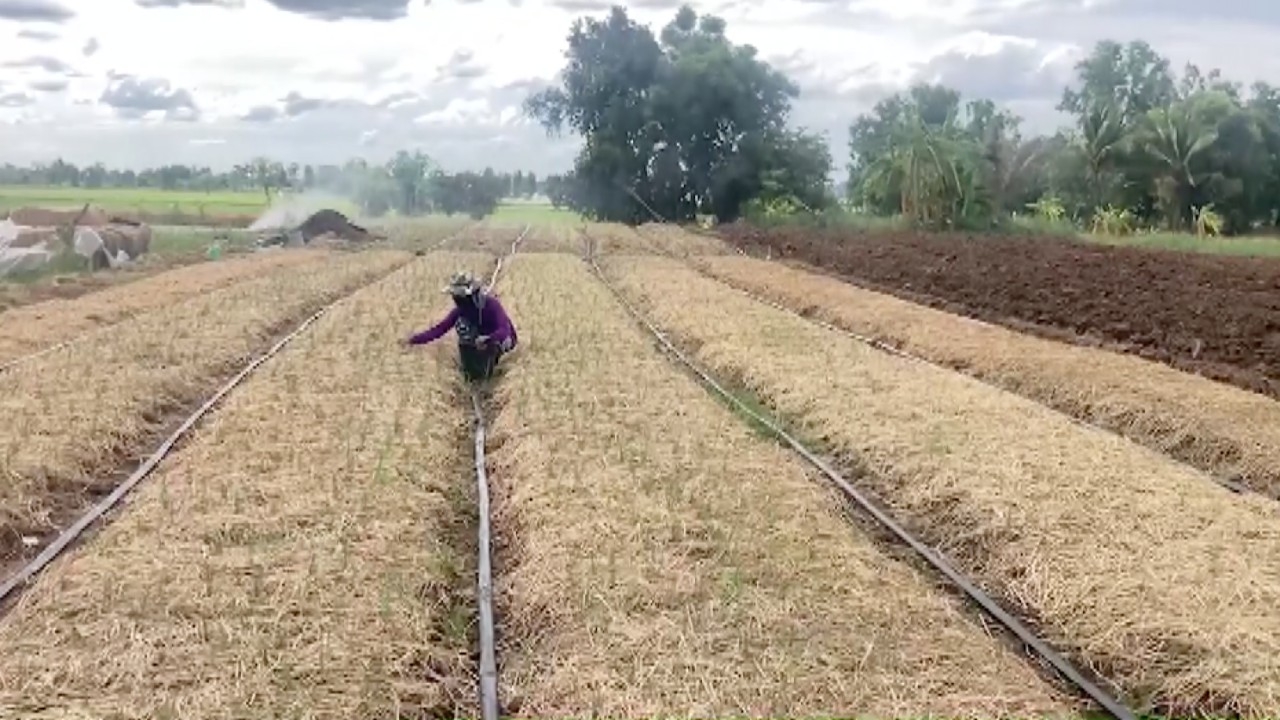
[72,227,130,268]
[0,219,54,278]
[0,218,19,245]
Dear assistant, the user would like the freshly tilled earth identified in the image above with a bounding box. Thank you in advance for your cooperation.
[720,224,1280,398]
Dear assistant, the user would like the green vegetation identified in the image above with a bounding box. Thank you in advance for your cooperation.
[1087,230,1280,256]
[1,154,548,224]
[526,6,831,225]
[0,185,265,217]
[8,9,1280,253]
[489,201,582,226]
[844,40,1280,238]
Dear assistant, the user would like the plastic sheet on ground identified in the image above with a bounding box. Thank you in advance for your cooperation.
[73,227,130,268]
[0,219,54,277]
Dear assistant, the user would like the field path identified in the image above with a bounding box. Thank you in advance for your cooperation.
[486,253,1075,717]
[604,254,1280,718]
[0,252,491,718]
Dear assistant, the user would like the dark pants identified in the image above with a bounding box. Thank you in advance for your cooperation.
[459,336,515,382]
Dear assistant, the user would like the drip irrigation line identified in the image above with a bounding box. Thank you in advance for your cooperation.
[487,224,531,291]
[471,222,526,720]
[614,223,1254,499]
[586,254,1137,720]
[0,262,406,607]
[680,255,1254,498]
[0,334,90,375]
[471,389,499,720]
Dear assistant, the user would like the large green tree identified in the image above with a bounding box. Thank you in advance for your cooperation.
[526,4,831,224]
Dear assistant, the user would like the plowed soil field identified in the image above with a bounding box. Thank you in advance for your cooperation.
[720,224,1280,398]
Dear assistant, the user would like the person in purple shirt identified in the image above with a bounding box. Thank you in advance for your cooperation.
[406,271,518,381]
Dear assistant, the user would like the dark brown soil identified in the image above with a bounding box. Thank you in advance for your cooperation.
[297,209,377,242]
[719,223,1280,398]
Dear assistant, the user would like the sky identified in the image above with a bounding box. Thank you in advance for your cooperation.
[1,0,1279,178]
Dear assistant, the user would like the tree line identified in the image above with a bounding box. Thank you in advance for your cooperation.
[530,5,1280,235]
[0,155,544,220]
[847,42,1280,234]
[7,4,1279,236]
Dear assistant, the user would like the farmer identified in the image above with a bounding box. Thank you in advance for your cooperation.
[406,271,518,381]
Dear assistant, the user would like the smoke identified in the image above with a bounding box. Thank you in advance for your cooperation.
[248,189,356,230]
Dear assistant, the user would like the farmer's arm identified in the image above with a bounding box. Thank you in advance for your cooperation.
[407,308,459,345]
[481,297,514,343]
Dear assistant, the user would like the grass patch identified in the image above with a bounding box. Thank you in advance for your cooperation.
[1085,230,1280,257]
[489,201,582,226]
[0,185,267,216]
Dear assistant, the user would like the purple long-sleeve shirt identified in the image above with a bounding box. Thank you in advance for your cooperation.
[408,294,516,346]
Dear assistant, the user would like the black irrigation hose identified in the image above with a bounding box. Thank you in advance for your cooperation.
[585,255,1138,720]
[0,261,407,607]
[471,389,499,720]
[473,222,526,720]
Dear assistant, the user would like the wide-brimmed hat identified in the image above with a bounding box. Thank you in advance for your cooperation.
[442,271,482,296]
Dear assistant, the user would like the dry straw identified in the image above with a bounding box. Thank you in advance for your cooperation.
[0,251,493,718]
[0,249,332,366]
[636,222,733,256]
[605,254,1280,719]
[0,251,408,566]
[695,254,1280,500]
[485,253,1075,718]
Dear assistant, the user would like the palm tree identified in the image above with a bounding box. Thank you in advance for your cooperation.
[1078,104,1128,210]
[1140,103,1218,228]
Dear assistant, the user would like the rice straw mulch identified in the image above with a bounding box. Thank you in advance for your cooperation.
[695,254,1280,499]
[635,222,733,256]
[0,252,493,719]
[0,248,331,365]
[604,254,1280,719]
[0,251,408,565]
[486,253,1076,718]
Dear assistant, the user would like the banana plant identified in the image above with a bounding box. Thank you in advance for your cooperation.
[1193,203,1223,237]
[1027,195,1067,222]
[1091,204,1136,235]
[862,105,984,229]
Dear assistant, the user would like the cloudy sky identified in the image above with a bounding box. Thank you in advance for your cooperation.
[1,0,1279,177]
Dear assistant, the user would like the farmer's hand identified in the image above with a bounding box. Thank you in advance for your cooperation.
[475,335,490,349]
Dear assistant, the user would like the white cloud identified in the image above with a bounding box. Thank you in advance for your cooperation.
[0,0,1276,176]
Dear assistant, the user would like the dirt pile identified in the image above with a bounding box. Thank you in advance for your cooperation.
[257,209,383,248]
[297,210,378,243]
[719,223,1280,398]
